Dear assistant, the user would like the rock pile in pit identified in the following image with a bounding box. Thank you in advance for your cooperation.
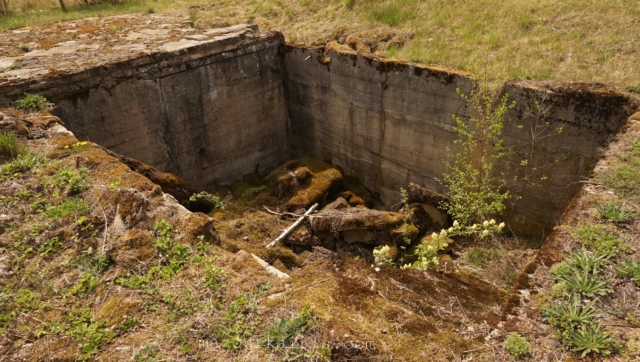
[264,158,449,259]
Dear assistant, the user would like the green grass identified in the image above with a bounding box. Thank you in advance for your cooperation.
[371,2,415,27]
[44,197,88,220]
[2,0,640,87]
[0,131,19,159]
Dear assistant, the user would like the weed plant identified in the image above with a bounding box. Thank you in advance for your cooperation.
[503,332,532,359]
[565,324,617,358]
[0,131,19,159]
[15,93,52,110]
[597,201,636,223]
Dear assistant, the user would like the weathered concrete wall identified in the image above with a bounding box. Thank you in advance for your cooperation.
[3,26,638,235]
[2,26,289,189]
[283,45,639,235]
[283,45,473,201]
[56,31,287,188]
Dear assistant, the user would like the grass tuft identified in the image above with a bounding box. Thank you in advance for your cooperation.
[0,131,19,159]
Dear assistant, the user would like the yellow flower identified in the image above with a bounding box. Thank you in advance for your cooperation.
[482,230,489,237]
[483,221,489,227]
[453,220,459,227]
[499,222,505,229]
[490,219,496,225]
[64,146,69,149]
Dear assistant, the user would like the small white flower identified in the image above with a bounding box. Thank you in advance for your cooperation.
[483,221,489,227]
[427,245,434,251]
[440,229,447,237]
[490,219,496,225]
[432,257,439,265]
[471,224,477,230]
[453,220,459,227]
[482,230,489,236]
[499,222,505,229]
[432,232,438,239]
[448,227,453,233]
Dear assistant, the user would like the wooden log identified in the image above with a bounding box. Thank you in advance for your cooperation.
[266,203,318,248]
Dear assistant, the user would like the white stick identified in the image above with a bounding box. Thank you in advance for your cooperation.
[265,203,318,248]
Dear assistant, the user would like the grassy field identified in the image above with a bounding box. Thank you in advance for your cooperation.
[2,0,640,88]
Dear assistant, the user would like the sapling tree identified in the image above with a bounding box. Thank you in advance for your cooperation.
[439,81,515,226]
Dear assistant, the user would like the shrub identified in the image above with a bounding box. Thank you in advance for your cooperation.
[15,93,53,110]
[503,333,532,359]
[0,131,19,159]
[439,85,515,226]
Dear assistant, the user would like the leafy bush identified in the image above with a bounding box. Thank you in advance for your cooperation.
[0,131,19,159]
[439,86,515,226]
[503,333,532,359]
[15,93,53,110]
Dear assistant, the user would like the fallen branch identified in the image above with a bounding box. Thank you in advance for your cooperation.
[262,205,304,218]
[266,203,318,248]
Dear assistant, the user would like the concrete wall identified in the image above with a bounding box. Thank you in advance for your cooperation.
[50,31,289,188]
[283,45,638,235]
[4,30,638,235]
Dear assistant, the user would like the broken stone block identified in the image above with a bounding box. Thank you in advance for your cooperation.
[406,182,448,207]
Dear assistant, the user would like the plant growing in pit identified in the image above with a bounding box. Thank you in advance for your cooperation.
[15,93,53,110]
[439,81,515,226]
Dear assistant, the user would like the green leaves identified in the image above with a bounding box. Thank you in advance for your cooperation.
[565,324,616,357]
[439,84,515,226]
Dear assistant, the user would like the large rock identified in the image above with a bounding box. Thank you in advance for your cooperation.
[106,229,156,271]
[176,212,221,245]
[406,182,449,207]
[97,187,149,230]
[265,158,344,211]
[309,208,418,246]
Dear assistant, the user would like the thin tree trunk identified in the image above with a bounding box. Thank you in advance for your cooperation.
[58,0,66,12]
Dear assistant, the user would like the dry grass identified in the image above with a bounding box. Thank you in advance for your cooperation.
[2,0,639,87]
